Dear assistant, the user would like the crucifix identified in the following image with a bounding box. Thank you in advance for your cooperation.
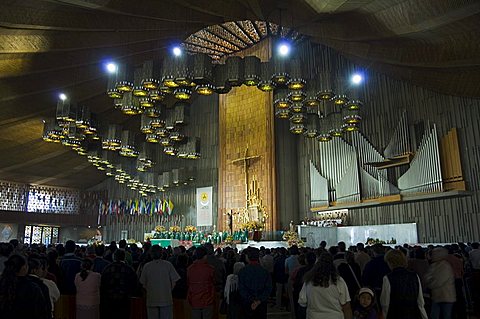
[231,146,261,209]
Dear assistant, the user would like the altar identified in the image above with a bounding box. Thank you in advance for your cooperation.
[150,239,180,248]
[298,223,418,247]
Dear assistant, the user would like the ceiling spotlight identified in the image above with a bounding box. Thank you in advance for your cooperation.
[106,62,118,74]
[172,46,182,57]
[278,43,290,57]
[59,93,67,101]
[351,73,363,85]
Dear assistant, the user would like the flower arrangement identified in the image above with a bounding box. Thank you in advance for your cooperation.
[170,225,181,232]
[241,220,263,231]
[155,225,165,233]
[185,225,197,233]
[366,237,396,245]
[282,230,305,248]
[224,234,234,243]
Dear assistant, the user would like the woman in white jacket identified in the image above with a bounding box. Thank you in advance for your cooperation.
[298,252,352,319]
[425,247,456,319]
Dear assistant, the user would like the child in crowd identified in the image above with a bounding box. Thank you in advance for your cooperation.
[353,287,380,319]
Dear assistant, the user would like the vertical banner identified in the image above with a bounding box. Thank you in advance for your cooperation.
[196,186,213,226]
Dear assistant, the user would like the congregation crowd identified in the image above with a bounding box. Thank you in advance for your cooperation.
[0,238,480,319]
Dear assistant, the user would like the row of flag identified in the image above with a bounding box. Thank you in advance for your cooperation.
[98,198,174,216]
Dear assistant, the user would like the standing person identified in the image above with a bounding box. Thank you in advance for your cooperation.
[362,244,390,302]
[354,244,371,275]
[274,247,288,309]
[298,252,352,319]
[0,254,50,319]
[75,258,101,319]
[187,246,216,319]
[353,287,379,319]
[38,257,60,316]
[224,262,245,319]
[338,251,362,300]
[425,247,456,319]
[285,245,300,314]
[101,249,138,319]
[27,258,52,319]
[140,245,180,319]
[293,252,317,319]
[380,249,428,319]
[238,247,272,319]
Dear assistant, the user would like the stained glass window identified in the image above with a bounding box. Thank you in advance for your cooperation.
[32,226,42,244]
[24,225,32,244]
[27,185,80,214]
[24,225,60,245]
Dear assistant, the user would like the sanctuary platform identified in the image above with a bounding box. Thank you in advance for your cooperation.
[236,240,288,250]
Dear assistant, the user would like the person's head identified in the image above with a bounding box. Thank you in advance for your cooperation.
[356,242,365,251]
[372,244,385,256]
[472,242,480,250]
[4,254,28,277]
[320,241,327,249]
[337,241,346,252]
[176,254,189,268]
[384,249,407,270]
[233,262,245,275]
[94,244,105,257]
[328,246,338,256]
[345,251,355,264]
[118,239,127,249]
[113,249,126,262]
[431,247,448,262]
[305,252,316,266]
[150,245,163,260]
[86,245,95,256]
[27,257,44,277]
[0,243,13,257]
[204,243,214,255]
[246,247,260,262]
[289,245,299,256]
[79,258,93,281]
[304,252,337,287]
[357,287,375,308]
[195,246,208,260]
[65,240,76,254]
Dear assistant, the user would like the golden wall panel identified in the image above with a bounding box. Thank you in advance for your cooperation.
[218,39,276,233]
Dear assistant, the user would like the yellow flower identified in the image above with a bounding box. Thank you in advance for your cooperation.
[155,225,165,233]
[170,225,181,232]
[185,225,197,233]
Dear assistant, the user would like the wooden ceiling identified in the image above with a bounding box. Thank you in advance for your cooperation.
[0,0,479,189]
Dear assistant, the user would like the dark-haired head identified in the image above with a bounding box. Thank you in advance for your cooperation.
[65,240,76,253]
[80,258,93,281]
[304,252,337,288]
[113,249,125,262]
[150,245,163,260]
[195,246,208,260]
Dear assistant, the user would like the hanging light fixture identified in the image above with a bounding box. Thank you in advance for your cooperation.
[226,56,244,87]
[102,124,122,150]
[161,55,180,88]
[289,121,306,135]
[144,105,162,118]
[213,63,231,94]
[106,68,123,99]
[120,92,143,115]
[290,102,304,114]
[186,137,201,159]
[140,114,154,134]
[115,63,134,93]
[316,70,335,101]
[150,117,165,129]
[149,90,166,102]
[328,112,344,137]
[42,119,63,143]
[145,133,160,143]
[157,128,170,137]
[287,58,306,90]
[133,67,149,97]
[333,77,349,106]
[173,87,192,100]
[271,54,290,85]
[243,56,261,86]
[160,137,172,146]
[56,96,76,124]
[275,107,290,119]
[274,88,291,109]
[345,100,364,110]
[290,112,306,124]
[141,60,160,90]
[304,112,319,138]
[317,117,332,142]
[164,145,178,156]
[119,130,139,157]
[257,62,275,92]
[193,53,214,95]
[138,142,154,169]
[169,131,185,142]
[288,89,306,102]
[304,81,320,108]
[173,101,190,126]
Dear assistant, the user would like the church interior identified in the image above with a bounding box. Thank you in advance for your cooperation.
[1,0,480,247]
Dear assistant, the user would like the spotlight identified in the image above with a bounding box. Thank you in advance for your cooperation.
[278,43,290,57]
[172,46,182,57]
[351,73,363,85]
[106,62,118,74]
[59,93,67,101]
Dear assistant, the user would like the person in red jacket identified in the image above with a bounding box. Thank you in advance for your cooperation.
[187,246,216,319]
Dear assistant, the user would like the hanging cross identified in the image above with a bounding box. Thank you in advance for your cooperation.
[231,146,261,208]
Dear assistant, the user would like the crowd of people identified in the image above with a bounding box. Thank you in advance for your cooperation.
[0,238,479,319]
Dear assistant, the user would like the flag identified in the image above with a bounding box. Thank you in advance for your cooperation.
[168,199,174,215]
[162,199,168,215]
